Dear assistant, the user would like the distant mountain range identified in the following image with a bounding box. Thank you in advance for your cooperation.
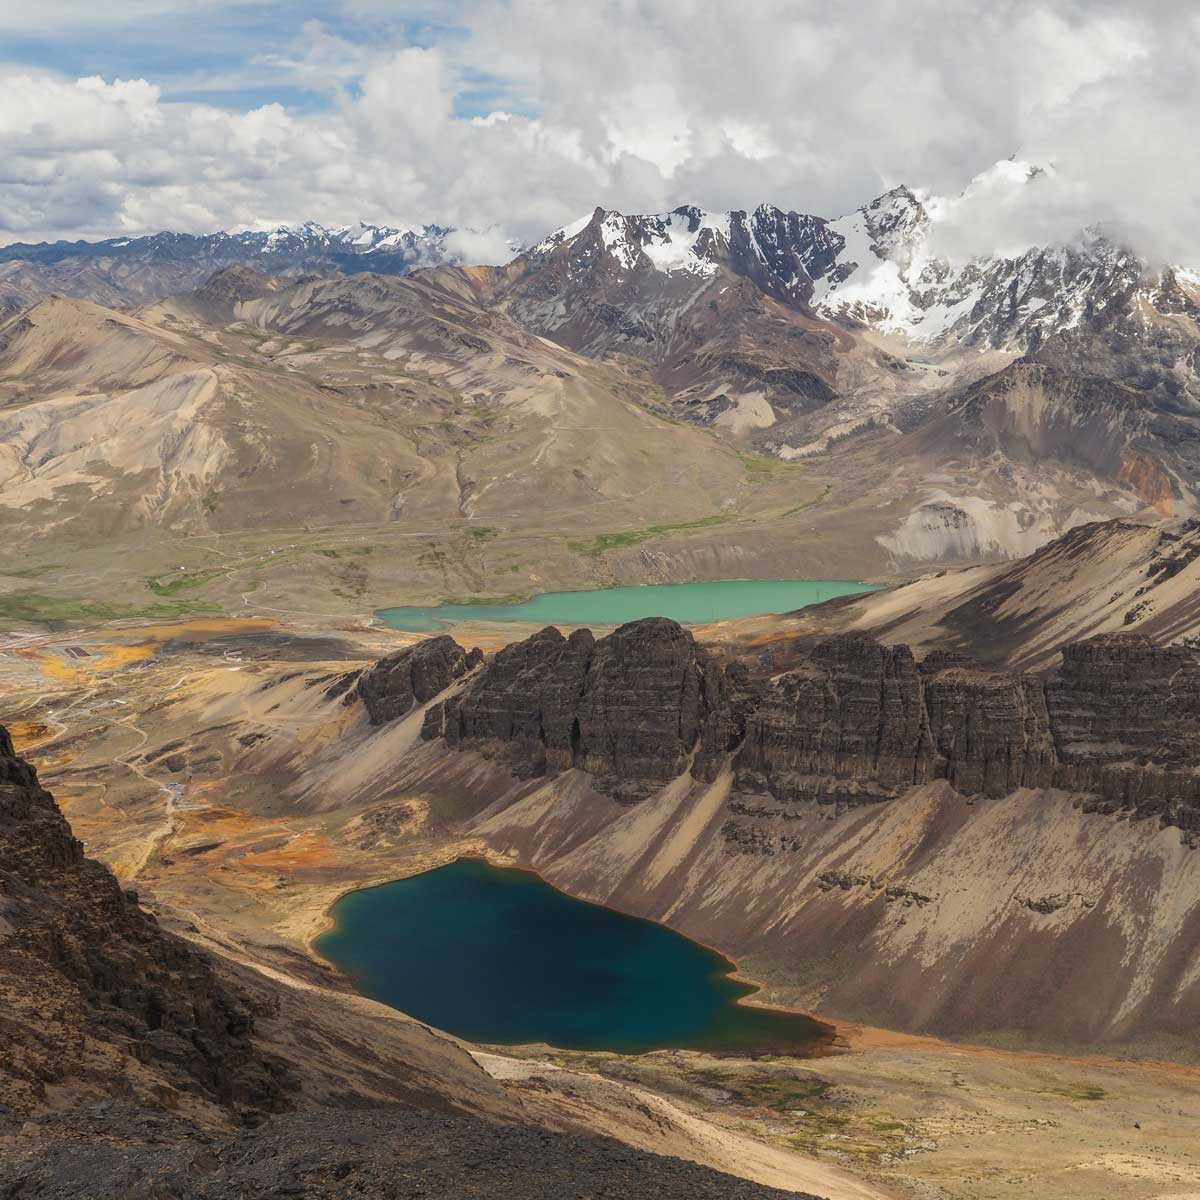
[0,220,461,307]
[4,161,1197,360]
[3,160,1199,577]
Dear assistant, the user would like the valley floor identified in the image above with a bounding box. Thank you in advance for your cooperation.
[3,615,1200,1200]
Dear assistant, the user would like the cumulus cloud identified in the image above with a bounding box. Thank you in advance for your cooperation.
[0,0,1198,264]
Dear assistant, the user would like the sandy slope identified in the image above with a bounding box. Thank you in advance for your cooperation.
[474,1051,893,1199]
[5,616,1200,1199]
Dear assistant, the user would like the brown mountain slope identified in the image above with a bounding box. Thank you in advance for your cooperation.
[369,620,1200,1051]
[0,719,868,1200]
[0,279,746,550]
[0,721,291,1118]
[811,517,1200,670]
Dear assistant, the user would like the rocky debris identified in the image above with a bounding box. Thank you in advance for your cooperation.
[415,621,1200,838]
[815,871,932,907]
[1021,892,1096,914]
[816,869,878,891]
[1147,520,1200,580]
[0,1105,822,1200]
[0,725,292,1118]
[347,802,421,849]
[719,820,806,855]
[356,635,482,725]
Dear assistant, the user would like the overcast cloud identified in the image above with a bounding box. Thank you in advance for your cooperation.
[2,0,1198,263]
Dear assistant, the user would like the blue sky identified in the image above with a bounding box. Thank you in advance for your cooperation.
[2,3,463,110]
[0,2,1194,260]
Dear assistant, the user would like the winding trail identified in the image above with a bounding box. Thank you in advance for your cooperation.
[112,713,184,881]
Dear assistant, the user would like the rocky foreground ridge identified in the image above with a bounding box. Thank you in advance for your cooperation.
[388,619,1200,841]
[0,724,291,1118]
[1,722,824,1198]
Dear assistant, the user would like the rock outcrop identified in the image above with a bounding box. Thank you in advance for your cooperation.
[424,619,722,800]
[0,724,290,1117]
[356,635,482,725]
[412,621,1200,839]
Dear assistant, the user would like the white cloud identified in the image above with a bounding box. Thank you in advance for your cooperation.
[0,1,1197,264]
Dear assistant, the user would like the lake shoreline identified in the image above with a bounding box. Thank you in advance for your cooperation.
[310,850,844,1059]
[376,577,883,633]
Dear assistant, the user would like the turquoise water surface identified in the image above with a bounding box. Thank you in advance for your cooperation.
[377,578,877,632]
[314,859,824,1054]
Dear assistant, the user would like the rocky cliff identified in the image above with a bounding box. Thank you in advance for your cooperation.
[413,620,1200,840]
[0,722,835,1199]
[355,635,482,725]
[0,723,291,1118]
[423,619,725,800]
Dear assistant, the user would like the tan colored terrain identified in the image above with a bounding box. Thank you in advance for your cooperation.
[2,268,1183,638]
[4,612,1200,1200]
[711,517,1200,672]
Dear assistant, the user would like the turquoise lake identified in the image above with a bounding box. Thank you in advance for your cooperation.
[314,859,825,1055]
[377,578,877,632]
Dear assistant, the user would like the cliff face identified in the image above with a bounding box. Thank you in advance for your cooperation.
[425,619,722,800]
[411,621,1200,840]
[0,724,290,1117]
[391,622,1200,1045]
[356,635,482,725]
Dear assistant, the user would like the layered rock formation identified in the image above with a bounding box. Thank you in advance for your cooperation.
[411,620,1200,839]
[356,636,482,725]
[424,619,722,799]
[0,724,291,1117]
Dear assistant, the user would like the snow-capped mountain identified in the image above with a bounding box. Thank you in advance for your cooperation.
[806,175,1171,350]
[0,221,463,307]
[525,203,839,301]
[253,219,454,263]
[516,163,1198,355]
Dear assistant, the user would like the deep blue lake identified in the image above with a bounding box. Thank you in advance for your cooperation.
[314,858,825,1055]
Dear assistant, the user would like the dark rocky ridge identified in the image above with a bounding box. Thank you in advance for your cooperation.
[411,620,1200,838]
[0,1106,820,1200]
[355,635,482,725]
[423,619,722,800]
[0,724,291,1117]
[0,724,822,1199]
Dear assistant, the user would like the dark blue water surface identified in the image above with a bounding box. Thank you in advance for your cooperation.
[314,858,825,1054]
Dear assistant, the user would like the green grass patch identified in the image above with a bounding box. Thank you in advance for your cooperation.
[782,483,833,517]
[1041,1085,1107,1101]
[144,568,225,596]
[316,545,376,559]
[684,1066,832,1113]
[738,450,806,483]
[465,525,498,543]
[569,514,732,557]
[436,593,528,606]
[1,563,61,580]
[0,590,220,629]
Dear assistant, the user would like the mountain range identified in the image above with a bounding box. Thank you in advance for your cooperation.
[2,159,1200,616]
[6,160,1200,1200]
[0,220,462,307]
